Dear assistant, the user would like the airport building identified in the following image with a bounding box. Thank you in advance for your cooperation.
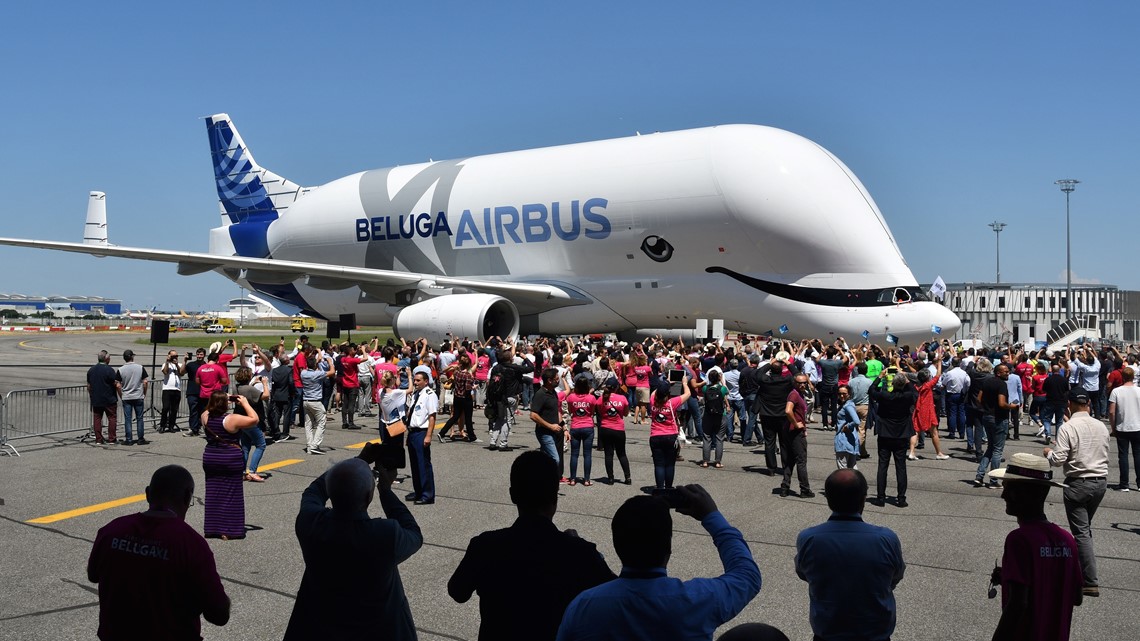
[938,282,1140,345]
[0,294,122,316]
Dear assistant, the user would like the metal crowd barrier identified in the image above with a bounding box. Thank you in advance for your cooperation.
[0,385,93,457]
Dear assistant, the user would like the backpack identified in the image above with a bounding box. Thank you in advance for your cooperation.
[486,368,504,404]
[705,385,725,415]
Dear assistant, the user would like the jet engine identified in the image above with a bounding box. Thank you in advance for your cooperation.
[392,294,520,345]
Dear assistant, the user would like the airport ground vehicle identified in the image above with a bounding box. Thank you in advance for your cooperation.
[290,317,316,333]
[205,323,236,334]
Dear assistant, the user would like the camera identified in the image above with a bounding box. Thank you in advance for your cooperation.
[652,488,686,509]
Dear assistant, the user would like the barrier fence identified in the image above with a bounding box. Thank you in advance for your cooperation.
[0,385,93,457]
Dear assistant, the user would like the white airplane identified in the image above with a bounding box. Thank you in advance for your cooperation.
[0,114,960,344]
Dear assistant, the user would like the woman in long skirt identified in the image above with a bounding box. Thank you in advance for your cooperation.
[202,390,261,540]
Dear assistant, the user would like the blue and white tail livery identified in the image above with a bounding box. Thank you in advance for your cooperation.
[205,113,310,258]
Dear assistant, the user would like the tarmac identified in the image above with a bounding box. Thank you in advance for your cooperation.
[0,331,1137,640]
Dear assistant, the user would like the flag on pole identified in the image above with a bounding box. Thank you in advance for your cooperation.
[860,330,870,340]
[931,324,942,335]
[779,324,789,335]
[886,333,898,344]
[929,276,947,302]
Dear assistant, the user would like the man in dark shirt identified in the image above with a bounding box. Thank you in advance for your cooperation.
[816,346,849,430]
[489,345,534,450]
[975,364,1020,488]
[737,354,761,445]
[1041,364,1070,445]
[780,374,814,498]
[86,350,120,445]
[450,451,614,641]
[754,351,796,472]
[284,447,423,640]
[182,348,206,436]
[269,355,296,441]
[87,465,230,640]
[869,371,918,507]
[530,368,567,481]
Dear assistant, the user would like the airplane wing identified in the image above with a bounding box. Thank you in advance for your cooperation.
[0,238,587,314]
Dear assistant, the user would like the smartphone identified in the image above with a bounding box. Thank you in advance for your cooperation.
[229,395,240,402]
[887,366,898,374]
[653,488,686,509]
[668,369,685,383]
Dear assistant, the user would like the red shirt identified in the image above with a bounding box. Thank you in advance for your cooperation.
[196,363,229,398]
[1000,520,1083,641]
[787,389,807,429]
[292,351,308,387]
[87,512,228,641]
[340,355,361,388]
[565,393,598,429]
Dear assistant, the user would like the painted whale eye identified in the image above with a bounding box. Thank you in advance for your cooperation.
[641,235,674,263]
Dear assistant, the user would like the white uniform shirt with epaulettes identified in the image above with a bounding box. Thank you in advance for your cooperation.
[406,387,439,428]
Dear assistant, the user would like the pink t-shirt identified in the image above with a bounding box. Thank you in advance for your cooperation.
[649,396,685,436]
[1001,520,1083,641]
[634,365,652,388]
[475,355,491,382]
[565,393,598,429]
[621,362,637,387]
[598,394,629,430]
[87,512,229,641]
[196,362,229,398]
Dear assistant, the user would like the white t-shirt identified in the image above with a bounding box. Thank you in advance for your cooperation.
[379,388,407,425]
[1109,385,1140,433]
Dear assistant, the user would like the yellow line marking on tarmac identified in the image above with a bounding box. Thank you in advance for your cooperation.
[17,339,82,354]
[26,459,305,524]
[28,494,147,524]
[345,438,382,450]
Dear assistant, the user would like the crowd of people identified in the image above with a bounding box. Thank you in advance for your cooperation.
[83,331,1135,640]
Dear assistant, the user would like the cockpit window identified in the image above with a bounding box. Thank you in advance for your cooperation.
[877,287,929,304]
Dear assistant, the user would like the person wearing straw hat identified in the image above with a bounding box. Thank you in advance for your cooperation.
[1044,388,1109,598]
[989,453,1083,641]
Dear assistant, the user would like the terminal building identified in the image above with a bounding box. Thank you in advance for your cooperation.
[0,294,123,316]
[938,282,1140,346]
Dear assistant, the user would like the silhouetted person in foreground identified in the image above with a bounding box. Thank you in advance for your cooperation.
[449,451,615,641]
[87,465,230,640]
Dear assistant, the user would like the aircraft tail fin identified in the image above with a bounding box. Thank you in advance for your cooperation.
[204,114,309,225]
[83,191,108,245]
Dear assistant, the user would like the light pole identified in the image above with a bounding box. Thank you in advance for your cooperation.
[1055,179,1079,317]
[988,221,1006,284]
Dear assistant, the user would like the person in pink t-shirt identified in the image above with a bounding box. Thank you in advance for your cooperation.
[88,465,230,641]
[598,378,632,484]
[990,453,1084,641]
[565,376,599,486]
[647,376,690,490]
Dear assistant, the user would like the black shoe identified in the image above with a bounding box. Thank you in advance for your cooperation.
[279,434,297,441]
[868,497,885,507]
[897,499,909,508]
[346,424,361,430]
[414,499,435,505]
[624,478,632,485]
[779,487,790,498]
[800,489,816,499]
[136,439,150,445]
[973,479,986,488]
[405,492,421,502]
[1082,585,1100,597]
[123,441,134,446]
[859,453,872,459]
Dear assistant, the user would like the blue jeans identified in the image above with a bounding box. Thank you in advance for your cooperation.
[569,427,594,481]
[649,434,678,489]
[975,416,1008,481]
[725,398,745,441]
[1041,401,1066,439]
[684,396,702,439]
[536,431,559,462]
[946,392,967,437]
[817,384,838,428]
[122,399,144,443]
[741,394,761,444]
[1116,431,1140,488]
[966,407,985,451]
[240,426,267,473]
[186,395,203,434]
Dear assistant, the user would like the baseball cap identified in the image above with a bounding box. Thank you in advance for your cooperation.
[1068,389,1090,404]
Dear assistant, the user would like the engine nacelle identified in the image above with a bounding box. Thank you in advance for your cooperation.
[392,294,520,345]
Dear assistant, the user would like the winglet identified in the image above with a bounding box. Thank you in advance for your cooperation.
[83,191,108,246]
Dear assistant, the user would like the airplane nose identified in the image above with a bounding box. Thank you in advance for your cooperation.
[933,304,961,336]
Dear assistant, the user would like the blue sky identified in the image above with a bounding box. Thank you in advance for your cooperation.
[0,2,1135,311]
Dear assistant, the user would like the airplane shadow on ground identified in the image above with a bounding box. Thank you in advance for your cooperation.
[1110,523,1140,536]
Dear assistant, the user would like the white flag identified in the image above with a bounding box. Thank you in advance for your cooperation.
[929,276,947,302]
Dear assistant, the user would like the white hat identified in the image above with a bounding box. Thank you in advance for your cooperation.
[987,453,1063,486]
[774,350,791,363]
[208,341,223,355]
